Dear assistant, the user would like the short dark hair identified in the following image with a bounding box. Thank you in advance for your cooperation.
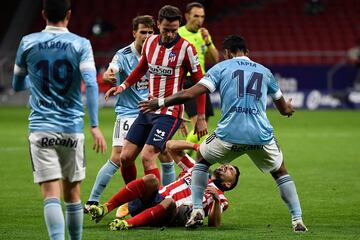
[132,15,155,31]
[185,2,205,13]
[222,35,248,54]
[43,0,71,23]
[158,5,182,23]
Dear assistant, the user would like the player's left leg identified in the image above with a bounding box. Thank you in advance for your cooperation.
[110,198,176,230]
[60,132,86,239]
[143,113,182,182]
[63,180,83,240]
[247,137,307,232]
[40,180,65,240]
[271,162,307,232]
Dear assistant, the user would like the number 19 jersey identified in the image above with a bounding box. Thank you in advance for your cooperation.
[13,26,97,133]
[199,56,282,145]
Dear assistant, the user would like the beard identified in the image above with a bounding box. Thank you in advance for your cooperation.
[212,169,226,191]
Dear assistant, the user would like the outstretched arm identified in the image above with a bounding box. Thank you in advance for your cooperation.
[166,140,199,164]
[139,83,209,113]
[105,56,148,101]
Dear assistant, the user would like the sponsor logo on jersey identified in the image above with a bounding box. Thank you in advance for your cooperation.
[135,77,149,91]
[148,64,173,76]
[168,52,177,62]
[41,137,78,148]
[230,144,263,152]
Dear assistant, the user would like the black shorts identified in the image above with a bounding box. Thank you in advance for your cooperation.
[183,76,214,119]
[125,112,181,152]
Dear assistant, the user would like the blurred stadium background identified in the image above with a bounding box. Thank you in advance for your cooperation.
[1,0,360,109]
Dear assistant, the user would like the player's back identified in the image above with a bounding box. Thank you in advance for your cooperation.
[17,28,94,133]
[204,56,279,145]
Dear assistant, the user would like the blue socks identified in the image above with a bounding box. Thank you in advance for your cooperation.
[191,163,210,209]
[88,160,119,202]
[44,198,64,240]
[161,161,176,186]
[65,201,83,240]
[276,174,302,221]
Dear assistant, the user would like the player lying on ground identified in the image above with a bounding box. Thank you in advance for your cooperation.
[88,140,240,230]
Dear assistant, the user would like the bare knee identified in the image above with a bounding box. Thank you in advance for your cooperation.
[142,174,159,190]
[110,146,122,166]
[161,198,176,211]
[141,149,159,170]
[271,161,288,180]
[160,198,177,219]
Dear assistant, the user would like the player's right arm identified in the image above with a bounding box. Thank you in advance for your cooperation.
[103,51,124,84]
[80,39,107,153]
[12,39,30,92]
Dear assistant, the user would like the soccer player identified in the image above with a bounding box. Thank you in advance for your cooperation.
[88,139,240,230]
[139,35,308,232]
[178,2,219,156]
[84,15,157,212]
[104,5,208,186]
[12,0,107,239]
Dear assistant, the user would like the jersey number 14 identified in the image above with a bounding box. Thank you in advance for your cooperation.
[232,69,263,101]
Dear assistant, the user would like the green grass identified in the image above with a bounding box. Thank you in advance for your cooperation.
[0,107,360,239]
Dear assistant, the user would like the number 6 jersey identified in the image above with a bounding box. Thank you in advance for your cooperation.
[13,26,99,133]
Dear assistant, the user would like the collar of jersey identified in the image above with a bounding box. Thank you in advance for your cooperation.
[234,56,251,61]
[158,34,180,48]
[131,42,141,59]
[42,26,69,33]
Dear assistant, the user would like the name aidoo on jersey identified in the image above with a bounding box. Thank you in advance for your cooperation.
[38,41,69,51]
[41,137,78,148]
[148,64,173,76]
[38,99,73,109]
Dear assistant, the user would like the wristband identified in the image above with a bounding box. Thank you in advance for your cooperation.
[119,83,127,90]
[158,98,165,108]
[193,143,200,151]
[205,41,212,47]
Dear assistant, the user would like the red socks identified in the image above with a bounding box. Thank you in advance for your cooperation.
[144,168,160,182]
[121,164,137,184]
[127,204,166,227]
[106,178,146,212]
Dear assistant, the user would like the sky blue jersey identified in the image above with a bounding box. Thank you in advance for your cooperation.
[199,56,282,145]
[108,42,148,118]
[12,26,99,133]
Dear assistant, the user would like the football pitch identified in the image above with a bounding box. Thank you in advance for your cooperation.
[0,107,359,239]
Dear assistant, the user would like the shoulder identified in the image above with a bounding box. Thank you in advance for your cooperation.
[117,44,133,56]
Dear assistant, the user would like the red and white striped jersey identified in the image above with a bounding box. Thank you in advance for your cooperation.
[158,154,228,215]
[142,34,203,118]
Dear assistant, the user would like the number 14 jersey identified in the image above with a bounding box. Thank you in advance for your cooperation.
[198,56,282,145]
